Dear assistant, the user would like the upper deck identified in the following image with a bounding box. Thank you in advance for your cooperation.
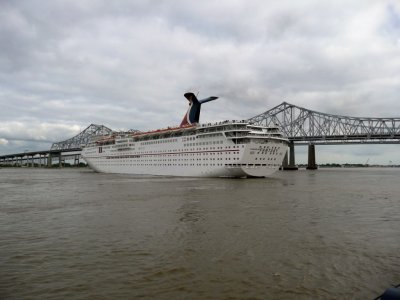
[87,120,288,148]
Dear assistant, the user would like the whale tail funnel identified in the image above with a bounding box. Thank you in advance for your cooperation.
[180,92,218,126]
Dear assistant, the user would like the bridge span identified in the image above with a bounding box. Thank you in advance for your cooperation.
[0,149,82,168]
[248,102,400,169]
[1,104,399,169]
[0,124,112,168]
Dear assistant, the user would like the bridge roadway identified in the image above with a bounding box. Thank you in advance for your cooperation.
[248,102,400,170]
[1,103,399,169]
[0,148,82,167]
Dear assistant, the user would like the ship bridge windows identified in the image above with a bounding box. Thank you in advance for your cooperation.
[233,138,251,144]
[116,139,129,144]
[196,131,224,137]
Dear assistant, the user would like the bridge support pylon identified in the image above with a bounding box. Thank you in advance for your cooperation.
[47,153,52,167]
[280,151,288,170]
[307,144,318,170]
[283,142,298,170]
[74,155,80,166]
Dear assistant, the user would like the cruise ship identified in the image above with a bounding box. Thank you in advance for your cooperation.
[81,93,289,177]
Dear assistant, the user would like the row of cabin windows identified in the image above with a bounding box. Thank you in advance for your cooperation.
[101,157,240,162]
[95,162,280,167]
[138,133,224,146]
[96,163,227,167]
[197,133,223,138]
[255,157,278,161]
[141,138,178,146]
[96,156,277,163]
[102,151,240,160]
[184,140,224,147]
[107,145,243,154]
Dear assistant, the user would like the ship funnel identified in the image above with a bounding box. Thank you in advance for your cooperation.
[180,92,218,126]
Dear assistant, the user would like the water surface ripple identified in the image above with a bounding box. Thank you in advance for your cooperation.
[0,168,399,299]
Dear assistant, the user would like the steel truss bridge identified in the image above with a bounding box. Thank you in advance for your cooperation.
[1,103,399,169]
[248,102,400,145]
[50,124,113,150]
[248,102,400,169]
[0,124,114,167]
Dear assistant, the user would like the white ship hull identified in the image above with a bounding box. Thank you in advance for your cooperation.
[81,93,288,178]
[82,130,288,178]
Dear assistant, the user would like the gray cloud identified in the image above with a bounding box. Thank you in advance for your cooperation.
[1,0,400,163]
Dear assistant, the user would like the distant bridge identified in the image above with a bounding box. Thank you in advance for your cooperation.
[248,102,400,145]
[1,103,399,169]
[248,102,400,169]
[0,124,114,167]
[50,124,113,151]
[0,124,143,167]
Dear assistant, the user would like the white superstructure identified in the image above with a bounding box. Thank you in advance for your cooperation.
[81,93,289,177]
[82,121,288,177]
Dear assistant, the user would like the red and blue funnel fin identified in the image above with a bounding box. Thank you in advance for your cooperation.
[180,93,218,126]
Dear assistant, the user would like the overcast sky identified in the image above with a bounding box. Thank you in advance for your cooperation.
[1,0,399,164]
